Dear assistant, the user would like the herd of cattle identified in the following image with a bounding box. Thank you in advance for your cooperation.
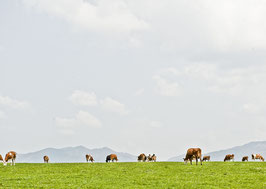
[182,148,264,165]
[0,148,264,166]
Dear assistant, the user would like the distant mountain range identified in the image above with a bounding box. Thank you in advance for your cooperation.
[168,141,266,162]
[17,146,137,163]
[17,141,266,163]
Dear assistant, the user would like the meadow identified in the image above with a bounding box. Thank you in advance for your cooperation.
[0,162,265,188]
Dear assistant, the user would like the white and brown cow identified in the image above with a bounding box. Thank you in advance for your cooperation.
[4,151,17,166]
[43,155,49,163]
[106,154,118,162]
[252,154,264,161]
[138,153,147,162]
[147,154,157,162]
[151,154,157,162]
[85,154,94,163]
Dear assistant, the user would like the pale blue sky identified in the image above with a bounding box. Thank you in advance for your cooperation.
[1,0,266,160]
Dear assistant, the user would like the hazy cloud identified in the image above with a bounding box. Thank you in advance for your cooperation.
[156,64,266,115]
[23,0,149,32]
[55,111,102,135]
[69,90,98,106]
[0,95,31,110]
[100,97,128,115]
[153,75,181,97]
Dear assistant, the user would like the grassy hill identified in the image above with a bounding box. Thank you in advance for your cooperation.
[0,162,265,188]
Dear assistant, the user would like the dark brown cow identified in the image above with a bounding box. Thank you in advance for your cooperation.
[106,154,118,162]
[184,148,202,165]
[138,153,147,162]
[224,154,234,162]
[4,151,16,166]
[43,155,49,163]
[202,156,210,161]
[85,154,94,163]
[242,156,248,162]
[252,154,264,161]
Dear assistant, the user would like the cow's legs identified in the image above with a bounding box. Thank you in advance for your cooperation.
[190,159,192,165]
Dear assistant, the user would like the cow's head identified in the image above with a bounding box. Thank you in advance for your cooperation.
[3,155,9,166]
[183,158,188,164]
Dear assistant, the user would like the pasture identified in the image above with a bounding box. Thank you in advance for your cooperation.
[0,162,265,188]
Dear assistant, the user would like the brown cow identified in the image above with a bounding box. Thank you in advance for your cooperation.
[138,153,147,162]
[106,154,118,162]
[242,156,248,162]
[147,154,157,162]
[203,156,210,161]
[4,151,16,166]
[43,155,49,163]
[252,154,264,161]
[147,154,152,161]
[0,154,3,164]
[224,154,234,162]
[184,148,202,165]
[85,154,94,163]
[151,154,157,162]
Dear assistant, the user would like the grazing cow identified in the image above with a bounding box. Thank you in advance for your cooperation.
[151,154,157,162]
[43,155,49,163]
[224,154,234,162]
[4,151,17,166]
[106,154,118,162]
[252,154,264,161]
[147,154,156,162]
[203,156,210,161]
[138,153,147,162]
[146,154,156,162]
[183,148,202,165]
[85,154,94,163]
[147,154,152,162]
[242,156,248,162]
[0,155,3,164]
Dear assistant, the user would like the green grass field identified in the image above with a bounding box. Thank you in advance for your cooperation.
[0,162,265,188]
